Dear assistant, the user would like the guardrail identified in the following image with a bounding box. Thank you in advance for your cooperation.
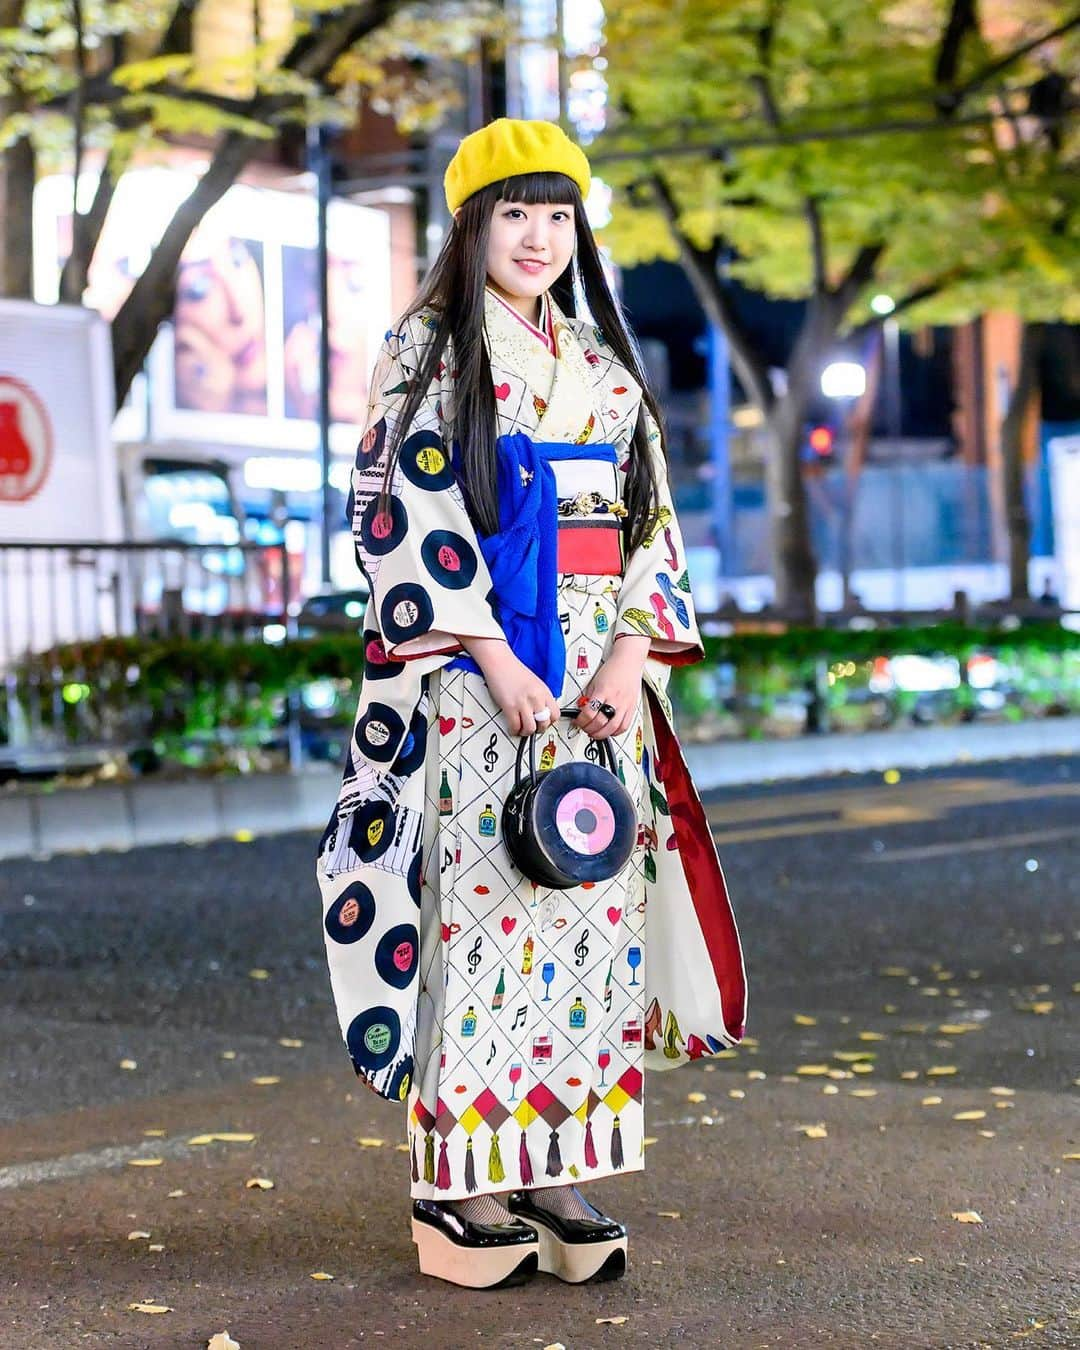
[0,540,293,774]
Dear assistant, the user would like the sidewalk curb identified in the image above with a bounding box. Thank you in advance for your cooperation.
[1,716,1077,862]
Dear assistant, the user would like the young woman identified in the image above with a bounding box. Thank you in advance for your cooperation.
[316,118,747,1290]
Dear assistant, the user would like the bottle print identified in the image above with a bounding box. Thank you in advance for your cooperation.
[461,1005,478,1037]
[604,958,613,1013]
[439,768,453,815]
[634,724,643,765]
[576,644,588,673]
[539,735,556,771]
[593,602,609,634]
[569,995,587,1030]
[521,934,534,975]
[478,802,496,837]
[491,966,506,1011]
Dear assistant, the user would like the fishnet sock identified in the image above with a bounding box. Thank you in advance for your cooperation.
[445,1193,513,1224]
[525,1184,596,1220]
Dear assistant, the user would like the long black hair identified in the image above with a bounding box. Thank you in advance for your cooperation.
[381,171,664,555]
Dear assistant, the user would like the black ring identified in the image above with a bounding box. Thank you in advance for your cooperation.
[598,701,617,718]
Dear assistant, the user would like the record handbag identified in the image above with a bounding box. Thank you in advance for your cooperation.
[502,712,638,890]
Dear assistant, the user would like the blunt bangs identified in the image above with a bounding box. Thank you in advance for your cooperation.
[495,171,581,205]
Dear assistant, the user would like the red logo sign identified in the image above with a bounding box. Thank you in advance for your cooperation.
[0,375,53,502]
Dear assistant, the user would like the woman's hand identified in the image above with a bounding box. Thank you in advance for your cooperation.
[460,637,561,736]
[574,635,651,740]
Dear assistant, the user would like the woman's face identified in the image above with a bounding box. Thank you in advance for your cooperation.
[175,236,267,399]
[484,199,575,316]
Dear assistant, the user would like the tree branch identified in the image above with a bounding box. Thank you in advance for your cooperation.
[647,172,774,413]
[953,12,1080,105]
[933,0,979,111]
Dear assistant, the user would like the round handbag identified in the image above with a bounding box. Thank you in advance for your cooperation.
[502,714,638,890]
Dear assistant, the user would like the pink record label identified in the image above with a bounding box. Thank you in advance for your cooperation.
[554,787,616,855]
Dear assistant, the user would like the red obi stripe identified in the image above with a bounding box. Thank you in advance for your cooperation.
[556,523,622,574]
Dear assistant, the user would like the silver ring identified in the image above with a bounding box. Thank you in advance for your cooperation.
[534,708,551,723]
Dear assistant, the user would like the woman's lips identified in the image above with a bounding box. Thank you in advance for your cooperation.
[514,259,547,275]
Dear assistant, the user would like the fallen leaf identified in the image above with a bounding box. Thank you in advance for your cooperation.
[643,1136,658,1147]
[747,1070,767,1081]
[851,1063,875,1075]
[167,1189,185,1198]
[245,1178,274,1190]
[907,1256,924,1263]
[309,1271,334,1281]
[950,1210,983,1223]
[127,1158,163,1167]
[119,1059,138,1070]
[827,1069,852,1080]
[207,1334,241,1350]
[355,1137,385,1147]
[883,1004,898,1013]
[127,1231,151,1240]
[938,1024,980,1035]
[1019,1001,1054,1014]
[989,1086,1016,1096]
[899,1070,920,1080]
[822,1084,840,1095]
[793,1014,817,1026]
[278,1038,304,1048]
[221,1051,237,1060]
[1063,1153,1080,1162]
[926,1066,958,1077]
[953,1110,987,1121]
[796,1124,828,1138]
[977,1131,995,1138]
[727,1088,745,1100]
[395,1143,410,1152]
[189,1133,256,1146]
[880,966,909,977]
[251,1076,280,1086]
[796,1064,830,1076]
[849,1089,878,1098]
[858,1032,887,1042]
[834,1051,876,1062]
[656,1210,681,1218]
[686,1091,707,1103]
[248,968,270,980]
[188,1134,216,1146]
[922,1096,943,1106]
[543,1343,567,1350]
[596,1316,629,1325]
[715,1049,739,1059]
[995,1101,1015,1110]
[128,1301,171,1313]
[148,1243,164,1252]
[143,1129,166,1138]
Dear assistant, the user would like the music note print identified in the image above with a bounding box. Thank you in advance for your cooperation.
[483,733,499,774]
[467,935,483,974]
[485,1039,497,1065]
[511,1004,527,1030]
[574,926,590,968]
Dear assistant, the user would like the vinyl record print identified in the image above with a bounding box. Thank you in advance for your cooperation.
[399,429,455,491]
[354,416,387,472]
[359,492,408,556]
[554,786,617,856]
[391,706,428,776]
[381,582,434,646]
[375,922,419,990]
[346,1005,402,1073]
[347,798,396,863]
[420,529,478,591]
[354,701,406,763]
[362,630,406,682]
[324,879,377,944]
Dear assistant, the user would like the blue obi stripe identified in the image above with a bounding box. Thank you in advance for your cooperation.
[447,434,619,696]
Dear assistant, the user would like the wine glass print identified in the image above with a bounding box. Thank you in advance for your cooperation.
[597,1045,611,1087]
[541,961,556,1002]
[508,1061,522,1101]
[627,946,642,986]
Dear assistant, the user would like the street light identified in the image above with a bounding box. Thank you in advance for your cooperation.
[820,361,866,400]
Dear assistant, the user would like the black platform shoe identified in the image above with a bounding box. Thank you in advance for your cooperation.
[506,1188,628,1283]
[411,1199,539,1288]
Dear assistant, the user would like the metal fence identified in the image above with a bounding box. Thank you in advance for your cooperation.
[0,541,291,774]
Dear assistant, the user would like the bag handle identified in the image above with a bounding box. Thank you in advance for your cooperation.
[513,706,618,788]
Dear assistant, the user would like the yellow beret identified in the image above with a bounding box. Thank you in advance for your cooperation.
[444,118,591,215]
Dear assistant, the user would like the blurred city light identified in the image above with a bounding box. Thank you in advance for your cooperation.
[821,361,867,399]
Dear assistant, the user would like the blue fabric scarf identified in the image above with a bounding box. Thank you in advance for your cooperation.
[447,433,618,697]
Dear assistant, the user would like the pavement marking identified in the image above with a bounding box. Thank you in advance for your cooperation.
[861,824,1078,863]
[707,778,1080,845]
[0,1135,198,1191]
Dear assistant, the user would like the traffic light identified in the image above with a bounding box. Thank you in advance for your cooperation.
[808,425,834,459]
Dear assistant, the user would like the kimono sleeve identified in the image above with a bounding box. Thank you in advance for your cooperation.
[349,323,508,661]
[611,409,705,666]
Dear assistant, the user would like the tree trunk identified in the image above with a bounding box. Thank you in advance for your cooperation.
[999,321,1044,601]
[765,395,818,620]
[0,134,35,299]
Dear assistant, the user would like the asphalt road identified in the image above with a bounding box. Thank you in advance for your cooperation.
[1,753,1077,1350]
